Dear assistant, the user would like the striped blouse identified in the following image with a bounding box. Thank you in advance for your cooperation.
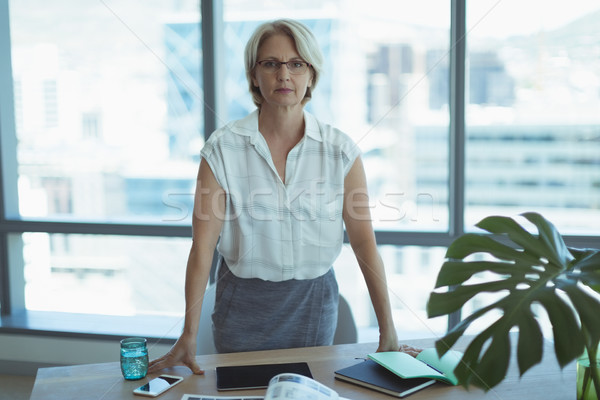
[200,109,360,281]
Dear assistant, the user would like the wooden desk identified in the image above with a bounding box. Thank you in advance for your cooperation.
[30,337,575,400]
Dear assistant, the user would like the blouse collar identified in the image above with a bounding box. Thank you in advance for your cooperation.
[230,109,323,143]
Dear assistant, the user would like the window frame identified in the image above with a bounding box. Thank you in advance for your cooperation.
[1,0,599,339]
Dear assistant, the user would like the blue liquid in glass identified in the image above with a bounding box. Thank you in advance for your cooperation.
[120,338,148,380]
[121,352,149,380]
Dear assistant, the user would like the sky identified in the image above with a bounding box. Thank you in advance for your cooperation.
[357,0,600,39]
[467,0,600,38]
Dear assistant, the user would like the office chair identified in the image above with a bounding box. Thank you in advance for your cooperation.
[196,284,218,355]
[333,294,358,345]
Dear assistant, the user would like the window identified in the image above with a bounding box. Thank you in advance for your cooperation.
[2,0,202,320]
[465,0,600,234]
[22,233,188,316]
[334,244,448,341]
[1,1,599,339]
[223,0,451,232]
[221,1,450,336]
[9,0,201,223]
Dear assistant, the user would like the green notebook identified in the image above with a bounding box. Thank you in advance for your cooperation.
[368,348,463,386]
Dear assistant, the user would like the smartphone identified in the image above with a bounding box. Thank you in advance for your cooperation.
[133,374,184,397]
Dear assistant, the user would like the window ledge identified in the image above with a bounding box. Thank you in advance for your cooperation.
[0,310,180,343]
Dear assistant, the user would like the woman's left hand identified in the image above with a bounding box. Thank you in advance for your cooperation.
[376,329,399,353]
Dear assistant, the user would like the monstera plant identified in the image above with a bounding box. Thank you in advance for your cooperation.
[427,212,600,398]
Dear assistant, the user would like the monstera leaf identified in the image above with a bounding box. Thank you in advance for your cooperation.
[427,212,600,391]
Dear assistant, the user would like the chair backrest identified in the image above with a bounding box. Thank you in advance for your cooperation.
[196,285,218,355]
[333,294,358,345]
[196,288,358,354]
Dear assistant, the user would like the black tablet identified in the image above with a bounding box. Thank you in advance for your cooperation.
[216,362,312,391]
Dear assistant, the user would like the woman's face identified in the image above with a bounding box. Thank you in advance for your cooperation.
[252,34,313,111]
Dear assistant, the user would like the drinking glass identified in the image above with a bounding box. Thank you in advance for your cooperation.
[120,337,148,380]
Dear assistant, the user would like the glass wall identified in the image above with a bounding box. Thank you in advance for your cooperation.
[221,0,451,337]
[9,0,202,223]
[22,233,188,316]
[223,0,451,232]
[334,244,448,340]
[1,0,598,338]
[5,0,202,318]
[465,0,600,234]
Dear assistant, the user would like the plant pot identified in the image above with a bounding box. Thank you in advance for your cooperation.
[577,357,600,400]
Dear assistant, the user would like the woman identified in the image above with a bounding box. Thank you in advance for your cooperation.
[149,19,404,375]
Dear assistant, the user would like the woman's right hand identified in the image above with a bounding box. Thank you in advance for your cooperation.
[148,333,204,375]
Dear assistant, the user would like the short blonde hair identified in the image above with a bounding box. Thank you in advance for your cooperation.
[244,19,324,108]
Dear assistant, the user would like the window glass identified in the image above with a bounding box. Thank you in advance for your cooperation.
[23,233,188,316]
[9,0,201,223]
[334,244,447,340]
[465,0,600,234]
[222,0,451,232]
[19,229,445,337]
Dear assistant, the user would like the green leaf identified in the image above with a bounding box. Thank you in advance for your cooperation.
[446,234,539,265]
[433,302,499,357]
[428,279,518,317]
[435,329,465,358]
[454,321,511,390]
[535,288,585,367]
[428,212,598,390]
[476,215,548,259]
[569,248,600,269]
[571,249,600,291]
[522,212,573,267]
[516,309,543,375]
[435,260,525,288]
[475,331,511,389]
[453,331,491,388]
[560,283,600,344]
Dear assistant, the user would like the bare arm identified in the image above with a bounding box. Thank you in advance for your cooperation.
[343,156,399,352]
[148,158,225,374]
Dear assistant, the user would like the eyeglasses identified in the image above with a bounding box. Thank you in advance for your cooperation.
[256,60,311,75]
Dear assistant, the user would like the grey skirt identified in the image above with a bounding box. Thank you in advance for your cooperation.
[211,258,339,353]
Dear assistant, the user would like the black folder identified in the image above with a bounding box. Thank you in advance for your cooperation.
[335,359,436,398]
